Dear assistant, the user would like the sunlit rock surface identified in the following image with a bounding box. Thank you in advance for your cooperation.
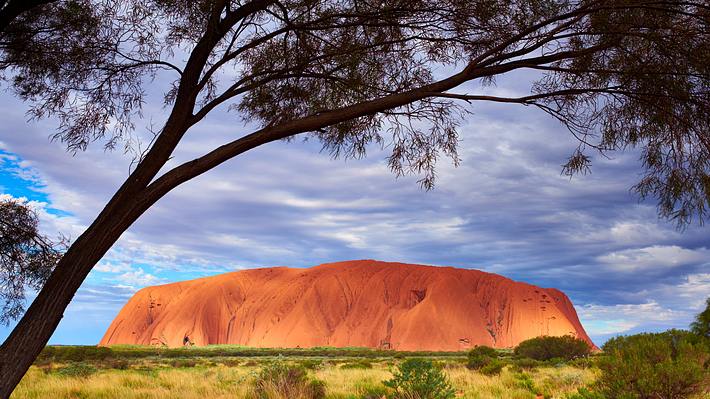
[100,260,594,350]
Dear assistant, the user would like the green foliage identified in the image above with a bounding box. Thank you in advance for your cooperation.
[566,387,605,399]
[251,362,325,399]
[358,385,388,399]
[299,359,323,370]
[34,344,465,363]
[514,336,591,361]
[691,297,710,339]
[479,359,505,376]
[0,198,64,323]
[466,345,500,371]
[567,357,595,369]
[384,358,455,399]
[596,330,709,399]
[468,345,498,359]
[513,372,537,393]
[512,358,542,371]
[466,354,492,370]
[55,363,97,378]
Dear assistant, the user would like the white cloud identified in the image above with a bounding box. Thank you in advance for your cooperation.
[116,268,163,288]
[597,245,710,272]
[578,301,685,336]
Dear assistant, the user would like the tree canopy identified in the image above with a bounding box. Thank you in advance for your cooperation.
[691,297,710,338]
[2,0,709,223]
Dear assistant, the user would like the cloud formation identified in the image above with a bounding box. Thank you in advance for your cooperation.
[0,72,708,346]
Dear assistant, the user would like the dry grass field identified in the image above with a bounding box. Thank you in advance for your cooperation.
[12,346,599,399]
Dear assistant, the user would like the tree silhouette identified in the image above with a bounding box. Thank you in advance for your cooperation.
[690,297,710,338]
[0,199,63,324]
[0,1,708,396]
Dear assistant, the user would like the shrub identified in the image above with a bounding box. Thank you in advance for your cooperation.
[690,297,710,339]
[566,387,605,399]
[106,359,130,370]
[595,330,709,399]
[250,362,326,399]
[466,354,492,370]
[300,359,323,370]
[468,345,498,358]
[513,372,536,393]
[358,385,388,399]
[512,358,542,371]
[568,357,594,369]
[340,360,372,369]
[514,335,591,361]
[55,363,98,378]
[479,359,505,376]
[384,358,455,399]
[466,345,500,371]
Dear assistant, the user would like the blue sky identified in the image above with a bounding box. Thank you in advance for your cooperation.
[0,70,708,347]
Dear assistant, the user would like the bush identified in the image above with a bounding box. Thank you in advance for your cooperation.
[568,357,594,369]
[595,330,709,399]
[479,359,505,376]
[466,345,499,371]
[358,385,388,399]
[566,387,605,399]
[384,358,455,399]
[512,358,542,371]
[514,335,591,361]
[251,362,326,399]
[340,360,373,369]
[55,363,98,378]
[468,345,498,358]
[299,359,323,370]
[466,354,492,370]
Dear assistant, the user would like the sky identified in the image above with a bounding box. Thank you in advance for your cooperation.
[0,67,708,347]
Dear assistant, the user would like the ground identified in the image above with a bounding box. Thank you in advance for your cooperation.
[12,345,605,399]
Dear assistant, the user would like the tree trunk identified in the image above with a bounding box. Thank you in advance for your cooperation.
[0,144,172,398]
[0,198,140,398]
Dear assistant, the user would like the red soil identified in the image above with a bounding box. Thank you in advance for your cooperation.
[100,260,595,351]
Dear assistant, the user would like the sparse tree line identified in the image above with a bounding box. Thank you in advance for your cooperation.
[0,0,708,396]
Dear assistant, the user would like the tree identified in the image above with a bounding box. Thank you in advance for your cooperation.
[0,199,63,324]
[384,358,455,399]
[514,335,592,361]
[691,297,710,338]
[597,330,709,399]
[0,0,57,33]
[0,0,707,396]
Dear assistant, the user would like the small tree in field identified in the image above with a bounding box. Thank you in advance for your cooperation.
[691,297,710,339]
[514,335,592,361]
[0,1,708,396]
[596,330,709,399]
[384,358,455,399]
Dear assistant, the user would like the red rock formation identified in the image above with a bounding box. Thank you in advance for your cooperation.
[100,260,595,351]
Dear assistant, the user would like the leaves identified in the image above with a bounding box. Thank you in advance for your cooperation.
[0,199,64,323]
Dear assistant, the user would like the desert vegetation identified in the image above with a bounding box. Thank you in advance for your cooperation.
[12,321,710,399]
[13,345,598,399]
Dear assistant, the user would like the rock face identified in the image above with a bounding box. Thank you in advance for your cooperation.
[100,260,594,351]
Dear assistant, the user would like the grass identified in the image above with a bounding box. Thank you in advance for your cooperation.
[12,346,599,399]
